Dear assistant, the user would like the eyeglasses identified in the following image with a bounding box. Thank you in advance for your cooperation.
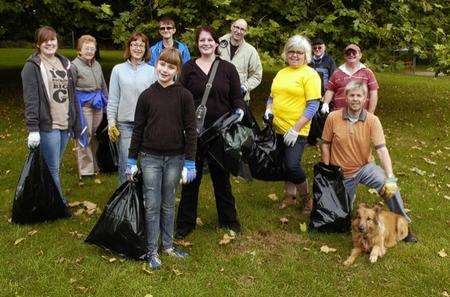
[82,46,96,52]
[232,25,247,32]
[159,26,174,31]
[345,50,357,57]
[287,50,305,56]
[130,42,146,49]
[313,46,323,50]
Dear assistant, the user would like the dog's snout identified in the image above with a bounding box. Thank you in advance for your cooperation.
[358,225,365,233]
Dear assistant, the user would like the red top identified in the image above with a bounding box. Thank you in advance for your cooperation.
[325,65,379,110]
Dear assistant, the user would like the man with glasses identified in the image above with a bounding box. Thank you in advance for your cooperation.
[219,19,262,104]
[321,44,379,114]
[148,17,191,66]
[308,38,336,96]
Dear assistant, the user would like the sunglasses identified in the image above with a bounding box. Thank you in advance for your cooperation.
[159,26,174,31]
[313,46,323,50]
[345,50,358,57]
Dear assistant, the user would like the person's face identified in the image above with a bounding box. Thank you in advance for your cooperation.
[156,59,178,85]
[79,42,96,62]
[345,49,362,64]
[286,49,306,67]
[159,22,176,40]
[129,38,146,60]
[312,43,325,57]
[39,38,58,57]
[346,88,366,112]
[198,31,218,56]
[230,20,247,43]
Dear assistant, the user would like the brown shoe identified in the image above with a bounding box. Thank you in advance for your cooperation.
[301,196,313,215]
[279,195,298,209]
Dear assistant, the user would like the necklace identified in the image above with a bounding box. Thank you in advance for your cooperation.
[40,54,62,70]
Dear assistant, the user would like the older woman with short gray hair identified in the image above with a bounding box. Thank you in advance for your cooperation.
[264,35,321,212]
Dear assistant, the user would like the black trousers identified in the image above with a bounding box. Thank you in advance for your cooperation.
[176,150,240,231]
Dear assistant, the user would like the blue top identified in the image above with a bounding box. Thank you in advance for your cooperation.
[107,60,157,124]
[148,40,191,66]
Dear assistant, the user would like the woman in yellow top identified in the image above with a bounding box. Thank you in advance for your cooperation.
[264,35,321,212]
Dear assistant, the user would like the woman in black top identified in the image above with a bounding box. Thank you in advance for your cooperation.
[175,26,246,239]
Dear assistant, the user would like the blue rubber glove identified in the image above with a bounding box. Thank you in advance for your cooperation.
[234,108,244,122]
[181,160,196,184]
[125,158,138,181]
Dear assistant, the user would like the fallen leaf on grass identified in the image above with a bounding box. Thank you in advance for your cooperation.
[75,286,89,293]
[219,233,236,245]
[94,178,102,184]
[56,256,67,264]
[196,217,204,226]
[299,222,307,233]
[69,231,84,239]
[423,157,436,165]
[14,238,25,245]
[7,218,11,223]
[69,278,77,284]
[27,230,38,236]
[101,255,117,263]
[36,250,44,256]
[303,247,311,251]
[172,267,183,276]
[69,201,82,207]
[279,217,289,224]
[75,257,85,264]
[141,263,153,275]
[174,239,193,247]
[404,208,411,213]
[219,267,224,272]
[444,195,450,201]
[74,209,84,216]
[438,249,447,258]
[368,188,378,195]
[144,294,154,297]
[268,193,279,201]
[442,291,449,297]
[320,245,337,253]
[410,167,426,176]
[83,200,97,210]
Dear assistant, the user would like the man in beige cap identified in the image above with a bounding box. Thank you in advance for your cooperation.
[321,43,379,114]
[219,19,262,104]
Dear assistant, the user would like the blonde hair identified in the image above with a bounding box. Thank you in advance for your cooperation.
[282,35,312,64]
[76,35,96,52]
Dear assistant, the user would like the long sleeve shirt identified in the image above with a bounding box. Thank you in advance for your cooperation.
[128,82,196,160]
[180,57,246,128]
[107,60,157,124]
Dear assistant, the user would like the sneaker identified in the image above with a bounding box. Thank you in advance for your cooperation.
[164,247,189,259]
[148,255,162,270]
[403,231,418,243]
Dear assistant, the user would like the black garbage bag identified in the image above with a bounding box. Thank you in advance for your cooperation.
[85,175,147,260]
[11,148,70,224]
[242,117,285,181]
[199,112,254,177]
[309,162,351,232]
[95,114,118,173]
[307,102,331,146]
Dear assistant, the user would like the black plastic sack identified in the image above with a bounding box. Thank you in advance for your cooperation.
[242,117,285,181]
[95,114,118,173]
[11,148,70,224]
[309,162,351,232]
[307,101,332,146]
[85,175,147,260]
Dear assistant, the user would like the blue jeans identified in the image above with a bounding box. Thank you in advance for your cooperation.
[141,153,184,256]
[40,130,70,201]
[278,134,308,184]
[343,162,411,222]
[118,122,134,185]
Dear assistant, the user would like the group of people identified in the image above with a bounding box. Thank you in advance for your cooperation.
[21,17,416,270]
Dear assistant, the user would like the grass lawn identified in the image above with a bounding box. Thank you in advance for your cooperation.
[0,48,449,297]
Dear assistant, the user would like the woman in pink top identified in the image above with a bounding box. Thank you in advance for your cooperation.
[321,44,379,114]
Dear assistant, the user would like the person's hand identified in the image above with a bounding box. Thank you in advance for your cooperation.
[240,85,247,96]
[108,122,120,142]
[181,160,196,184]
[125,158,138,181]
[382,176,398,198]
[320,102,330,114]
[234,108,244,122]
[27,132,40,148]
[283,128,298,147]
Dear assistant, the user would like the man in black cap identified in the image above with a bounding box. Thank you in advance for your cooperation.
[308,38,337,95]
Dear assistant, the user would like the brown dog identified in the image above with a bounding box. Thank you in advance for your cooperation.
[343,203,409,266]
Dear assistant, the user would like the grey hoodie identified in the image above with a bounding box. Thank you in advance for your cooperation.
[21,52,80,136]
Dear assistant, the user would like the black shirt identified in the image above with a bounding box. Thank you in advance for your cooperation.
[230,44,239,60]
[128,82,197,160]
[180,57,245,128]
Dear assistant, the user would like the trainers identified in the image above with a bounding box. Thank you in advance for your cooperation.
[164,247,189,259]
[148,255,162,269]
[403,231,418,243]
[174,228,194,240]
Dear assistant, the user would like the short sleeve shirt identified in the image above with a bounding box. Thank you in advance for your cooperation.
[270,65,321,135]
[325,64,379,111]
[322,109,385,177]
